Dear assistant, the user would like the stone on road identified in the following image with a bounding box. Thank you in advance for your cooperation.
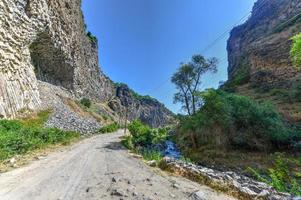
[0,131,236,200]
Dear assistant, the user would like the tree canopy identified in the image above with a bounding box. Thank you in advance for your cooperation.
[171,54,218,115]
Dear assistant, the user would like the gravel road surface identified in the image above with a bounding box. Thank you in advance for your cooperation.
[0,131,236,200]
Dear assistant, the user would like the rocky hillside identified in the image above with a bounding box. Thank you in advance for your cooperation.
[0,0,173,128]
[108,84,175,128]
[226,0,301,123]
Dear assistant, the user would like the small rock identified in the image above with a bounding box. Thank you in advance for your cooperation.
[9,157,16,164]
[191,191,208,200]
[146,178,151,182]
[132,154,143,159]
[111,189,125,197]
[146,160,157,167]
[258,190,269,197]
[132,192,138,196]
[112,177,117,182]
[172,183,180,189]
[86,187,91,193]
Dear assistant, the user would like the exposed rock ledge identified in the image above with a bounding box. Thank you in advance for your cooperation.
[160,157,292,200]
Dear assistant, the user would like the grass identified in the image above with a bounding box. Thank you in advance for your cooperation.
[247,153,301,196]
[138,148,163,162]
[98,122,119,134]
[0,111,80,162]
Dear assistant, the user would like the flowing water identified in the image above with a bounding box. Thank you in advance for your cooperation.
[164,140,181,159]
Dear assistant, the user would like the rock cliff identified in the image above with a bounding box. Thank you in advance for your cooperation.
[108,84,175,128]
[227,0,301,87]
[227,0,301,123]
[0,0,173,128]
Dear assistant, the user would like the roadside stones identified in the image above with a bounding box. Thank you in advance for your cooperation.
[161,157,292,200]
[9,157,16,164]
[39,82,101,135]
[146,160,157,167]
[111,188,126,197]
[191,191,208,200]
[172,183,180,189]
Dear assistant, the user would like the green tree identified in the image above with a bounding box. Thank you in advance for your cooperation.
[291,33,301,66]
[171,55,218,115]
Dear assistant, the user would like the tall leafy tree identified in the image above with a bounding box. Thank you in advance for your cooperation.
[171,55,218,115]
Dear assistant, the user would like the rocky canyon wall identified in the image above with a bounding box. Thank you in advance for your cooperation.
[0,0,114,118]
[0,0,173,127]
[227,0,301,87]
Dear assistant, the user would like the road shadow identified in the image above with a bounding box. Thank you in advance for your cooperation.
[103,141,126,151]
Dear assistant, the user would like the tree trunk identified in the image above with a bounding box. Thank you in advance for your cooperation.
[184,93,191,115]
[190,133,197,149]
[191,93,196,115]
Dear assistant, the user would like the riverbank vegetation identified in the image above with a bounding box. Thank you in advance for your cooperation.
[0,110,80,162]
[122,120,169,162]
[171,54,301,195]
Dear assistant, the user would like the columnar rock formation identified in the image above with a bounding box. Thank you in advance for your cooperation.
[227,0,301,87]
[0,0,173,127]
[0,0,113,118]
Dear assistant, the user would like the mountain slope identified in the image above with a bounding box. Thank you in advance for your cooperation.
[0,0,173,127]
[226,0,301,123]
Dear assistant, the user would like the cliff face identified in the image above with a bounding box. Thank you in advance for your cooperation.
[0,0,113,118]
[227,0,301,87]
[227,0,301,124]
[0,0,173,127]
[108,84,175,128]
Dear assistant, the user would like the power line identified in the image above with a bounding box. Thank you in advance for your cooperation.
[146,0,268,95]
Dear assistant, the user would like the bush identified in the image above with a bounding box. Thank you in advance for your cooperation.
[87,31,98,43]
[80,98,91,108]
[121,135,134,150]
[291,33,301,67]
[176,89,301,151]
[98,123,119,133]
[0,113,80,161]
[127,120,168,148]
[248,153,301,196]
[138,148,163,162]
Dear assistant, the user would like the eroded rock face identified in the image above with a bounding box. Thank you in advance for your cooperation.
[227,0,301,86]
[0,0,174,127]
[0,0,113,119]
[109,84,175,128]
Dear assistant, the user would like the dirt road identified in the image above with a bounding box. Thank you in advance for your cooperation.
[0,131,236,200]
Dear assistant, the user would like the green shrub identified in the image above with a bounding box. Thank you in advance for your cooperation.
[176,89,301,151]
[127,120,168,147]
[98,123,119,133]
[291,33,301,67]
[248,154,301,196]
[0,113,79,161]
[138,148,163,162]
[121,135,134,150]
[87,31,98,43]
[80,98,91,108]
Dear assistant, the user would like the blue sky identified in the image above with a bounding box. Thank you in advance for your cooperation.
[82,0,256,113]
